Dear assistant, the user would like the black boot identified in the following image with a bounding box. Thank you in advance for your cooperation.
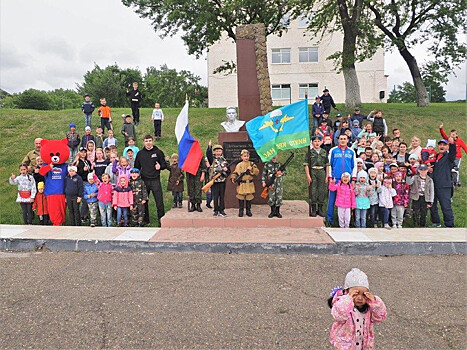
[275,206,282,218]
[246,200,252,217]
[196,203,203,212]
[311,204,317,217]
[268,206,275,218]
[317,204,325,217]
[238,200,244,217]
[188,202,195,212]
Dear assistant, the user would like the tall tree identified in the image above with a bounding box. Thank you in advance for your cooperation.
[77,64,142,107]
[122,0,294,59]
[296,0,383,108]
[144,65,208,107]
[367,0,466,107]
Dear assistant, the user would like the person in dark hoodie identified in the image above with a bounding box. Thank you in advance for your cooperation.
[81,94,95,129]
[126,82,142,125]
[134,134,167,226]
[65,165,84,226]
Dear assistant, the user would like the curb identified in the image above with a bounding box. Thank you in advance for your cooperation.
[1,238,465,255]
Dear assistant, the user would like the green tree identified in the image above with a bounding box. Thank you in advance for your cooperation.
[48,89,82,110]
[143,65,208,107]
[77,64,143,107]
[122,0,294,58]
[295,0,383,108]
[421,62,446,103]
[388,82,416,103]
[14,89,53,110]
[367,0,466,107]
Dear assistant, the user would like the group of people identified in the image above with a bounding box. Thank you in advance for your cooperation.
[306,97,464,228]
[9,86,465,229]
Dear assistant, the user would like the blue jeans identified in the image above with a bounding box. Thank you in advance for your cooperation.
[99,202,113,227]
[355,208,367,228]
[380,207,390,225]
[84,113,92,128]
[172,191,183,204]
[117,207,130,225]
[326,190,336,223]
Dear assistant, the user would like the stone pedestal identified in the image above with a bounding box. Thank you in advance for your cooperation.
[218,131,267,208]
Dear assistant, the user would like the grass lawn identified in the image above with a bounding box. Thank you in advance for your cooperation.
[0,103,465,227]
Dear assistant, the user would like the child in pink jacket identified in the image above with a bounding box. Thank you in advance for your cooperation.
[328,268,387,349]
[112,175,133,226]
[329,172,356,228]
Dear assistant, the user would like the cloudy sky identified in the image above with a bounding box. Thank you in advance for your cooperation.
[1,0,465,101]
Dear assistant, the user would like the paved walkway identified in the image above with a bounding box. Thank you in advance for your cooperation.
[0,224,465,255]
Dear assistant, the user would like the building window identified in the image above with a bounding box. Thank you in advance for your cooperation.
[299,47,318,62]
[272,84,291,100]
[299,83,319,99]
[272,48,291,64]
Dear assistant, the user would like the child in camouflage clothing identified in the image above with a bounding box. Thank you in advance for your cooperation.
[129,168,148,226]
[209,144,230,217]
[262,155,286,218]
[186,157,206,213]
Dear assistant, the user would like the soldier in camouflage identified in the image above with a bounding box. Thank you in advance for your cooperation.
[304,136,330,217]
[186,157,206,212]
[209,144,230,217]
[262,155,287,218]
[129,168,148,226]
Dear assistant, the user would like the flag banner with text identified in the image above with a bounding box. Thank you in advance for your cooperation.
[246,99,310,162]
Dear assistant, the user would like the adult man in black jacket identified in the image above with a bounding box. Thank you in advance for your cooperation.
[135,135,167,226]
[320,88,337,115]
[429,138,456,228]
[126,82,142,125]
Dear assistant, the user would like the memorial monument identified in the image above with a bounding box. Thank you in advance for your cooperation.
[218,23,273,208]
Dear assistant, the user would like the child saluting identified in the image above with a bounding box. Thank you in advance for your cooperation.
[231,149,259,217]
[328,268,387,349]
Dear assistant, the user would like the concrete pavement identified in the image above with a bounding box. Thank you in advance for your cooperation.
[0,251,465,349]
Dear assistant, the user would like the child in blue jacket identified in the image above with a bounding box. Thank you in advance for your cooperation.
[83,173,99,227]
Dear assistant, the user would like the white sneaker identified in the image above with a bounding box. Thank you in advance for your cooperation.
[384,224,391,229]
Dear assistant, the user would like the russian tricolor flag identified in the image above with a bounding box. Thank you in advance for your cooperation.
[175,100,203,175]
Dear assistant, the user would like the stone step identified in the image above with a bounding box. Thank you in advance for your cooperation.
[161,200,323,228]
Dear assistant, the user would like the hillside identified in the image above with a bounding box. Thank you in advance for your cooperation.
[1,103,465,227]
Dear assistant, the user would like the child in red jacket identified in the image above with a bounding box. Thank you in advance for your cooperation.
[112,175,133,227]
[33,181,49,225]
[440,123,467,186]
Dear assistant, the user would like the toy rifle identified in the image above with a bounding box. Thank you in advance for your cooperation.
[260,152,295,199]
[234,162,254,185]
[202,159,238,193]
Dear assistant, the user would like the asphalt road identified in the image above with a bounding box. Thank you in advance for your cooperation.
[0,251,465,349]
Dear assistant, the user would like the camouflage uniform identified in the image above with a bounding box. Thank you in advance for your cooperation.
[129,177,148,225]
[304,147,329,205]
[262,160,286,207]
[209,155,229,214]
[187,158,207,205]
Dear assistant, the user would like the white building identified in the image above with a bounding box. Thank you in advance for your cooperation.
[208,18,388,108]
